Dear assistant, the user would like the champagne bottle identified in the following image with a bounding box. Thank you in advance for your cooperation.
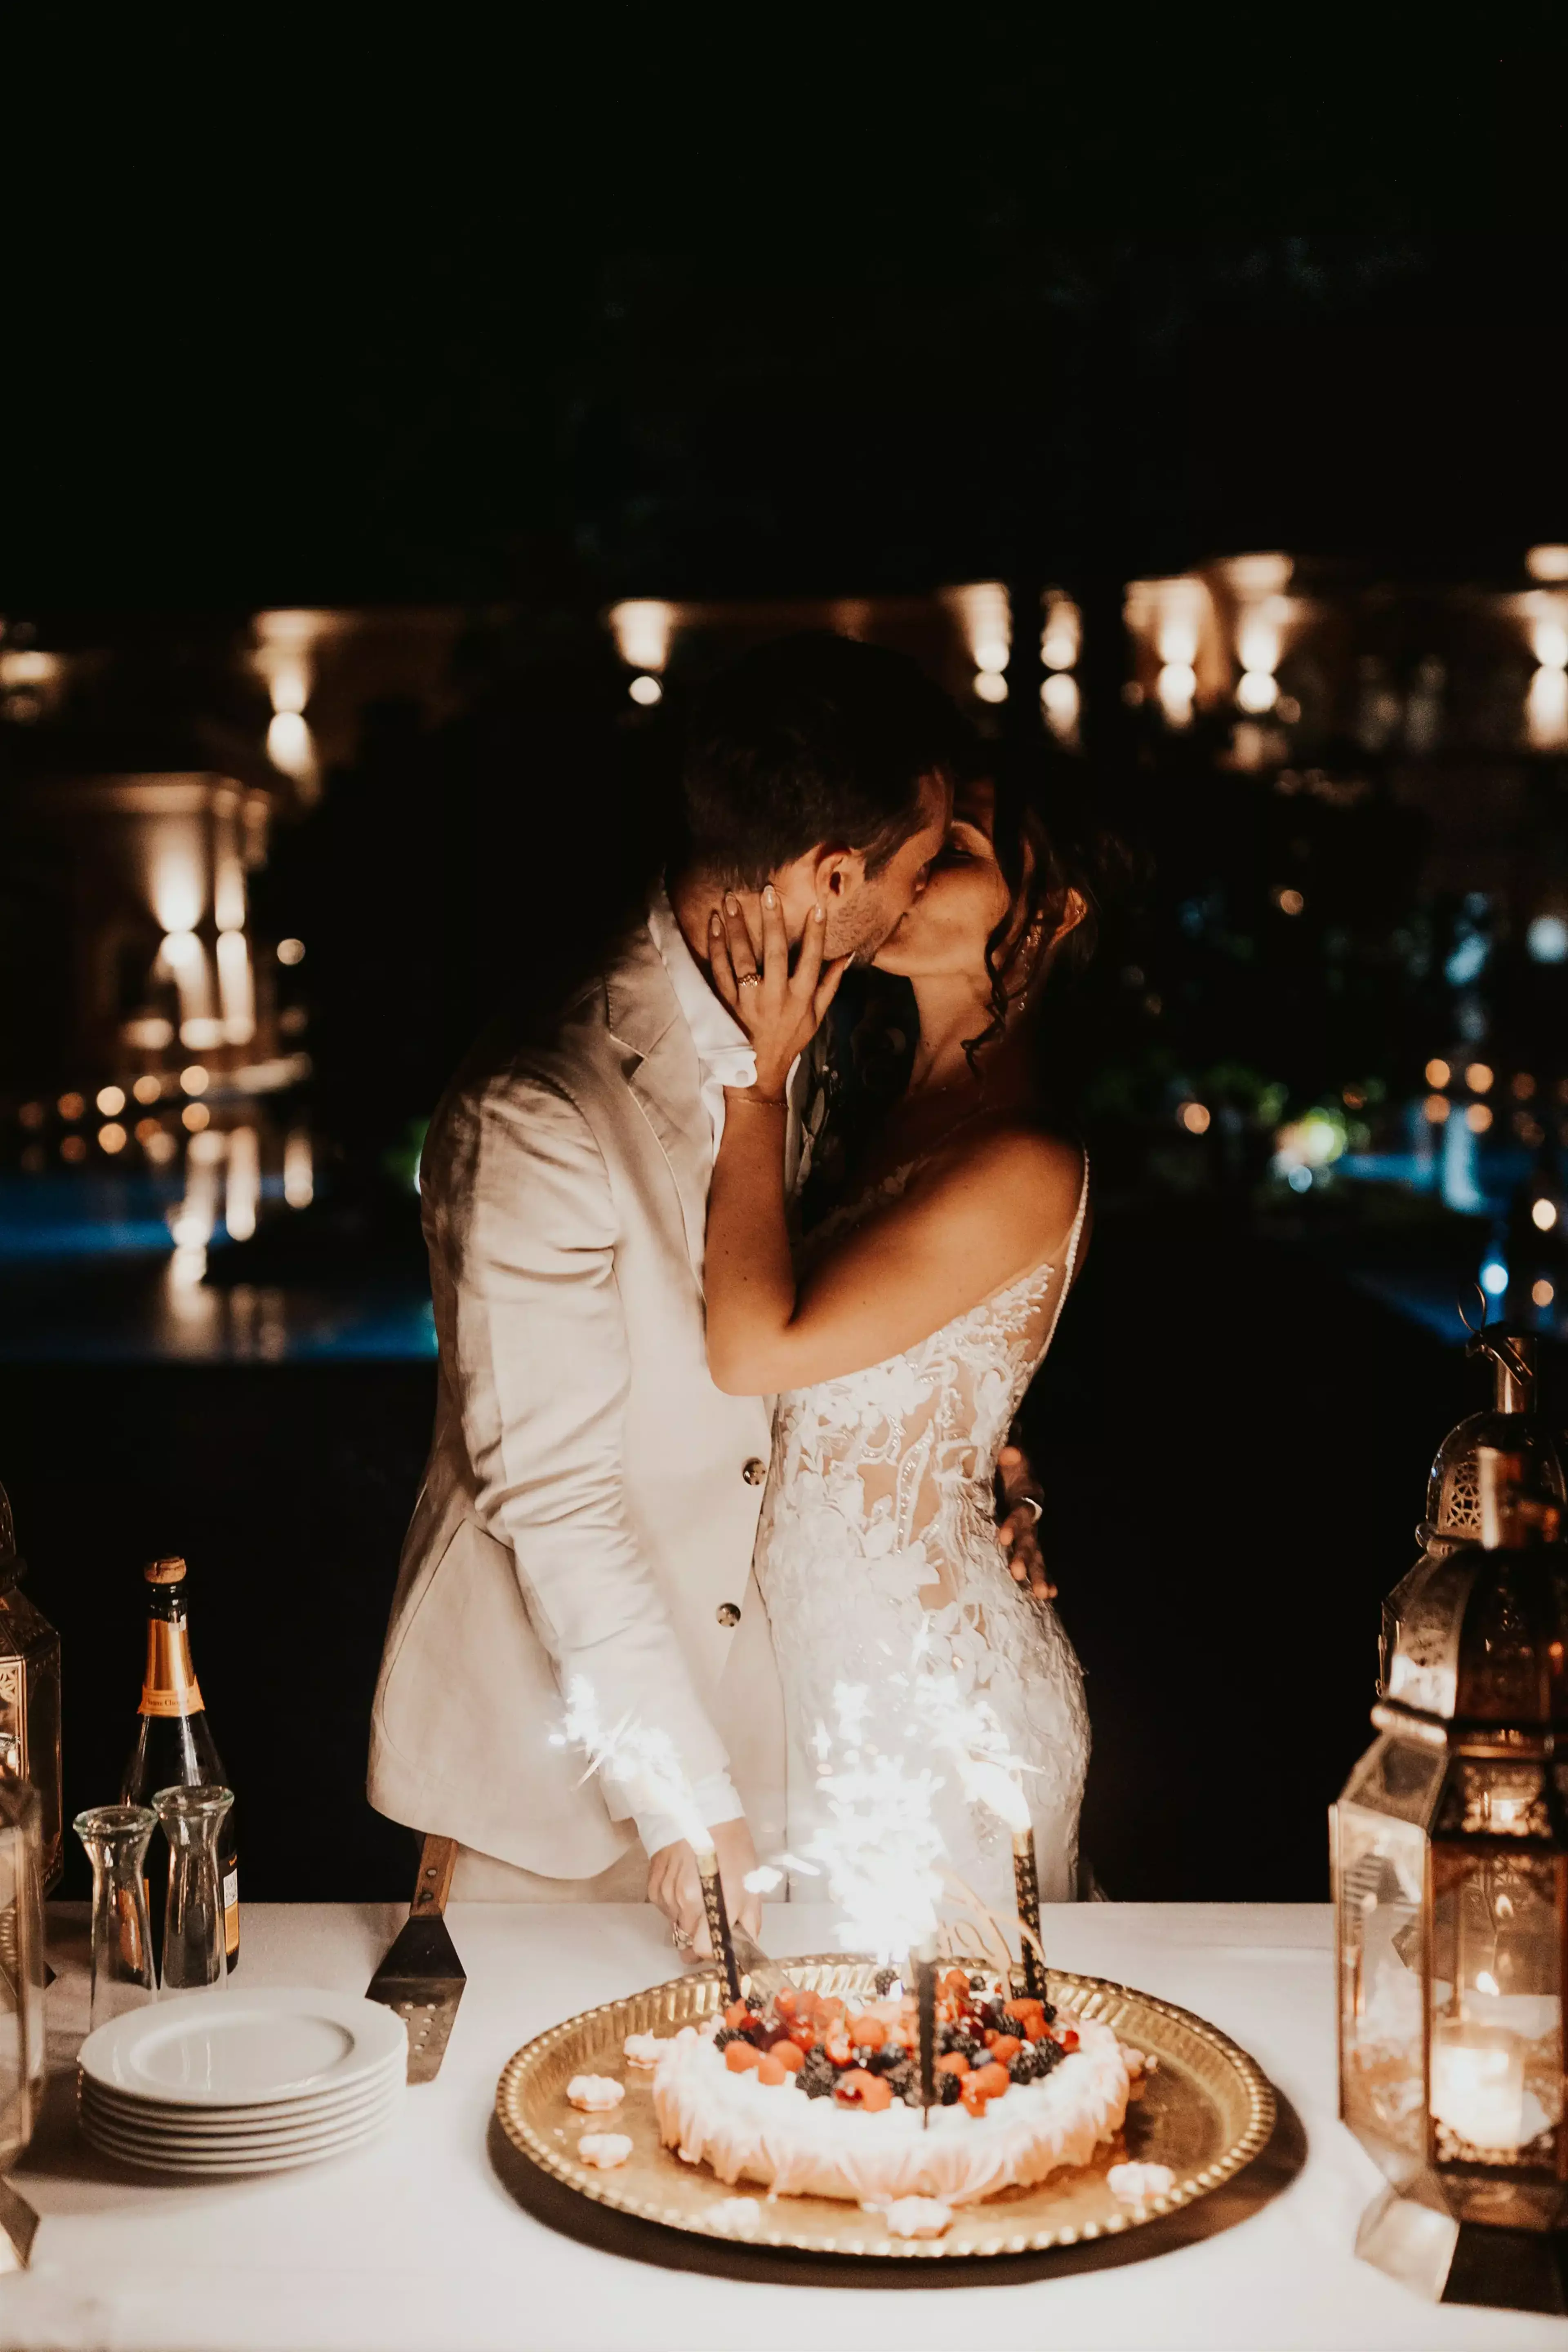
[120,1557,238,1971]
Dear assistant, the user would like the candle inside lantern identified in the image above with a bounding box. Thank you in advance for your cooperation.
[1430,2026,1528,2151]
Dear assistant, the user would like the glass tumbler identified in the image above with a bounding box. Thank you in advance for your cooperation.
[152,1785,233,1993]
[73,1805,157,2032]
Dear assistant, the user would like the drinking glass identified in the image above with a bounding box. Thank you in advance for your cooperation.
[73,1805,156,2031]
[151,1786,233,1992]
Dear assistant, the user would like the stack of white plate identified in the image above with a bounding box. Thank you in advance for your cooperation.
[78,1986,407,2176]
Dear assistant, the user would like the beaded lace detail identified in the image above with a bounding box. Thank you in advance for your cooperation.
[754,1152,1091,1908]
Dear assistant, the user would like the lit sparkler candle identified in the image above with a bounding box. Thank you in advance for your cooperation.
[913,1664,1047,2002]
[914,1933,938,2123]
[552,1678,742,2001]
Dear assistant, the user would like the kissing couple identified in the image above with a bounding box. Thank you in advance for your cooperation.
[370,632,1109,1952]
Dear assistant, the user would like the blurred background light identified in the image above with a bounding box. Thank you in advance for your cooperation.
[628,674,662,706]
[131,1075,163,1104]
[1481,1258,1509,1297]
[1178,1101,1211,1134]
[1526,913,1568,963]
[1531,1197,1558,1231]
[1237,669,1278,713]
[57,1094,84,1122]
[283,1130,314,1209]
[95,1086,125,1117]
[180,1065,209,1095]
[1040,670,1079,742]
[1040,597,1080,671]
[181,1103,210,1133]
[1156,662,1196,725]
[608,600,673,674]
[1424,1093,1450,1123]
[973,670,1008,704]
[277,937,306,966]
[1425,1058,1450,1088]
[1464,1061,1493,1092]
[1527,545,1568,582]
[1466,1103,1492,1132]
[1534,1278,1557,1306]
[98,1124,126,1155]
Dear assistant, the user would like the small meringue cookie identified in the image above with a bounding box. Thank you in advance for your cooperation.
[578,2132,633,2169]
[1107,2160,1176,2202]
[878,2197,954,2239]
[623,2031,670,2068]
[708,2197,763,2234]
[1116,2043,1146,2077]
[566,2074,626,2112]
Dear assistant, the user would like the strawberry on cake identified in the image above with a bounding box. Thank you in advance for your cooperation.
[653,1969,1131,2207]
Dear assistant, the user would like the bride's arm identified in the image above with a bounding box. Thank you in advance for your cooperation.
[705,892,1084,1397]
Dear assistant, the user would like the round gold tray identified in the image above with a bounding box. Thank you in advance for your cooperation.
[494,1955,1276,2261]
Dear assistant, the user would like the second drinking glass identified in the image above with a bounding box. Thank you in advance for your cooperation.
[151,1785,233,1992]
[73,1804,156,2032]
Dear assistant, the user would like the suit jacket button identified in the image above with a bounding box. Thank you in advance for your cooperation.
[742,1458,766,1486]
[716,1602,742,1627]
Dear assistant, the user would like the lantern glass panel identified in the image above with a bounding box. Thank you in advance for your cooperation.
[1429,1837,1562,2171]
[1337,1799,1429,2171]
[0,1775,45,2172]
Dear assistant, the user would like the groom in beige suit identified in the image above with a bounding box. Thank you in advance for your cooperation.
[369,635,1032,1945]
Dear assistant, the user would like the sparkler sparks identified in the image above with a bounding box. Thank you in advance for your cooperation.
[550,1676,715,1856]
[800,1683,947,1963]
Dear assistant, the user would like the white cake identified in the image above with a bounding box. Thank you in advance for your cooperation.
[653,2011,1130,2207]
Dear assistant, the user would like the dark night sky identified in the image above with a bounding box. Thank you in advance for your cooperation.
[7,16,1567,609]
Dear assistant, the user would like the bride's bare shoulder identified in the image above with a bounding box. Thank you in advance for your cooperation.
[911,1119,1085,1249]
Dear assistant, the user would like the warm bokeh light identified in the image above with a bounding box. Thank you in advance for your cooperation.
[277,938,306,966]
[60,1135,86,1163]
[123,1016,175,1052]
[1531,615,1568,670]
[1527,545,1568,582]
[18,1102,44,1130]
[1464,1062,1494,1094]
[181,1103,211,1133]
[973,670,1008,704]
[225,1124,260,1242]
[1179,1102,1211,1134]
[180,1066,209,1096]
[1424,1094,1450,1124]
[1533,1278,1556,1307]
[1511,1072,1537,1099]
[1040,598,1080,671]
[1236,669,1278,713]
[98,1123,127,1154]
[216,930,256,1044]
[160,928,202,971]
[95,1085,125,1117]
[284,1129,314,1209]
[628,674,663,707]
[608,600,673,674]
[1526,664,1568,750]
[267,709,317,782]
[1040,671,1079,742]
[1274,887,1305,916]
[134,1118,162,1145]
[144,1130,177,1166]
[1425,1058,1450,1089]
[1531,1197,1559,1231]
[1466,1103,1493,1133]
[214,858,247,932]
[57,1093,84,1121]
[1156,662,1196,725]
[132,1075,163,1105]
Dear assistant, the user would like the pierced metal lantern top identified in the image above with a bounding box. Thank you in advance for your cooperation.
[0,1485,13,1576]
[1419,1329,1566,1557]
[1388,1441,1568,1736]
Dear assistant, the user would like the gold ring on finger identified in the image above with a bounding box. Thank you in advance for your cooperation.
[736,972,762,990]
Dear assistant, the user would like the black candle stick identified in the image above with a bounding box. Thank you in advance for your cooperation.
[697,1844,744,2004]
[914,1935,938,2126]
[1012,1828,1048,2002]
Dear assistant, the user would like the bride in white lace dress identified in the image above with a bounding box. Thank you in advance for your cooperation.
[703,766,1098,1911]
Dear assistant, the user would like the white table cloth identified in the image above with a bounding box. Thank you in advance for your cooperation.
[10,1901,1561,2352]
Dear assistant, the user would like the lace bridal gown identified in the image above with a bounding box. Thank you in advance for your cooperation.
[753,1150,1092,1913]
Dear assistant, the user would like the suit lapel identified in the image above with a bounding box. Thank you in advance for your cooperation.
[605,927,713,1290]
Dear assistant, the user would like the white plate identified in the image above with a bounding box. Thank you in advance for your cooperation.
[79,2108,396,2176]
[80,2081,402,2148]
[80,2105,401,2162]
[79,1988,408,2109]
[81,2057,404,2131]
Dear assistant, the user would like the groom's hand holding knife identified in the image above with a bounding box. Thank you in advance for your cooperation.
[648,1818,764,1959]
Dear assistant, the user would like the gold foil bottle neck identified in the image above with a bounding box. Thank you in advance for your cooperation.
[139,1621,204,1718]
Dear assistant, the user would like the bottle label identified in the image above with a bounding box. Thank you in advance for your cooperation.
[223,1864,240,1957]
[139,1622,205,1718]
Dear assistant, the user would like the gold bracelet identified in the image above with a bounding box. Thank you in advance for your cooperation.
[724,1090,788,1109]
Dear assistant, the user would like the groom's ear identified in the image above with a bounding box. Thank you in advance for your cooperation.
[811,845,864,908]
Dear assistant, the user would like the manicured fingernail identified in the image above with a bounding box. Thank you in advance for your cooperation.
[812,903,825,923]
[762,883,777,908]
[710,910,723,932]
[724,893,740,915]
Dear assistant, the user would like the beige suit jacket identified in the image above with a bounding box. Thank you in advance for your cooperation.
[367,923,786,1876]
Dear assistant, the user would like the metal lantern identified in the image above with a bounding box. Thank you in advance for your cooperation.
[0,1483,61,1893]
[1380,1328,1566,1697]
[0,1765,46,2267]
[1336,1446,1567,2312]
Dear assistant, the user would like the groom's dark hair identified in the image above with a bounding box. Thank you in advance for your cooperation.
[679,633,972,889]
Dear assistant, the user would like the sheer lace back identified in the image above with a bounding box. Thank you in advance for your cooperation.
[754,1148,1091,1907]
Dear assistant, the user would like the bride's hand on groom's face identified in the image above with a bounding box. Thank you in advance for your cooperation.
[710,885,849,1101]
